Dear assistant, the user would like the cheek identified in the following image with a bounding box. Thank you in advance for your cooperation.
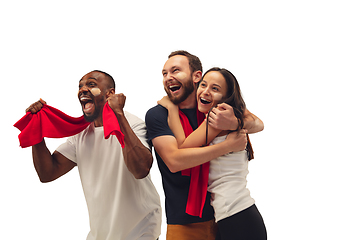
[196,89,202,101]
[176,72,187,80]
[90,88,101,97]
[213,93,223,102]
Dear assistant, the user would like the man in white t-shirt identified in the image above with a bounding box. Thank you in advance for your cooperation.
[26,70,161,240]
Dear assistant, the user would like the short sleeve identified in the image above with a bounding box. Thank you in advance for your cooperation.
[124,111,150,150]
[145,105,174,145]
[56,136,77,163]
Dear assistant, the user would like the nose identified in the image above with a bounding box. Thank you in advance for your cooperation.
[202,86,211,96]
[163,72,173,82]
[78,85,90,96]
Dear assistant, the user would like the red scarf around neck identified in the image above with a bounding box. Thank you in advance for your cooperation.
[178,109,209,218]
[14,102,124,148]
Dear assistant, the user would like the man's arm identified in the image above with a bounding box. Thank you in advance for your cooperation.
[242,108,264,133]
[27,99,76,183]
[33,140,77,182]
[152,129,247,173]
[108,94,153,179]
[208,103,264,134]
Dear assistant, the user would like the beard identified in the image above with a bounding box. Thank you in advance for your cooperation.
[83,104,101,122]
[165,78,195,105]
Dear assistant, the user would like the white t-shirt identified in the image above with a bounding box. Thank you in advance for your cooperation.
[208,135,255,222]
[56,111,161,240]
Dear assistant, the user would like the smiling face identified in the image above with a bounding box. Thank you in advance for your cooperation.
[78,71,110,123]
[197,71,228,113]
[162,55,196,105]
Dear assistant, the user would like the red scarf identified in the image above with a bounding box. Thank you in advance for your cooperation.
[14,102,124,148]
[178,109,209,218]
[102,102,125,147]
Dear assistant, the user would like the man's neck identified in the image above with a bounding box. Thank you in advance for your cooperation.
[94,118,103,127]
[177,92,197,109]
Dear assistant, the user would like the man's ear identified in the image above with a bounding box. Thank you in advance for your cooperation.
[106,88,115,98]
[192,70,203,83]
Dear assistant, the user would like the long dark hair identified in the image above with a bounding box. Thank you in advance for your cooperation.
[201,67,254,160]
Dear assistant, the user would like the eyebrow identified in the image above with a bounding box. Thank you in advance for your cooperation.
[162,66,179,73]
[201,80,222,88]
[79,77,97,82]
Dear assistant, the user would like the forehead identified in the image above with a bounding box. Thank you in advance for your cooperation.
[203,71,226,85]
[163,55,190,71]
[79,71,104,83]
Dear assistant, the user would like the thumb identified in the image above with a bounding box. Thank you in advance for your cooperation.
[217,102,231,110]
[238,129,248,135]
[39,98,47,105]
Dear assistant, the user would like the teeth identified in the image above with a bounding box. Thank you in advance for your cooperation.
[200,98,211,104]
[80,96,91,101]
[169,85,181,91]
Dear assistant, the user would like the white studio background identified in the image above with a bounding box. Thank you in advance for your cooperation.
[1,1,359,239]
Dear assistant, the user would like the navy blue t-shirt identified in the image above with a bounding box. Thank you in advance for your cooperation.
[145,105,215,225]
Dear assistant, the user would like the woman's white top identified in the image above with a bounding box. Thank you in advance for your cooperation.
[208,135,255,222]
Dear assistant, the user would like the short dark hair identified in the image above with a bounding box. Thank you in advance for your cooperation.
[168,50,203,73]
[93,70,116,90]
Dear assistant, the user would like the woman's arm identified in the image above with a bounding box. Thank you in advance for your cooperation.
[178,120,221,148]
[158,97,222,148]
[152,129,248,173]
[158,96,186,146]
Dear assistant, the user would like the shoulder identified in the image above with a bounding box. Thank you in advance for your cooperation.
[124,111,144,126]
[123,111,148,143]
[145,105,168,125]
[145,105,173,141]
[146,105,167,117]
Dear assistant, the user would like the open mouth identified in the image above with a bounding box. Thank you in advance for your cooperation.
[200,97,212,105]
[80,96,95,114]
[168,84,181,93]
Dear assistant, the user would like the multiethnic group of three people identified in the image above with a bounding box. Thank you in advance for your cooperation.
[21,50,267,240]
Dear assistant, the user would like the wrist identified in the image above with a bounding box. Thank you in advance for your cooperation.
[114,109,125,118]
[169,105,178,112]
[233,118,241,131]
[222,139,234,154]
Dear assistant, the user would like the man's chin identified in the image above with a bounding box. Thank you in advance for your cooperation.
[165,80,195,105]
[166,91,184,105]
[83,112,98,122]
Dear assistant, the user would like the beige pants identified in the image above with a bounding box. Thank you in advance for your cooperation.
[166,219,217,240]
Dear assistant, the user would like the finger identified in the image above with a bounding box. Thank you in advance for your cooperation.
[26,99,41,113]
[33,102,42,112]
[207,114,217,127]
[216,102,230,110]
[39,98,47,105]
[211,107,220,115]
[207,111,214,119]
[239,129,248,134]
